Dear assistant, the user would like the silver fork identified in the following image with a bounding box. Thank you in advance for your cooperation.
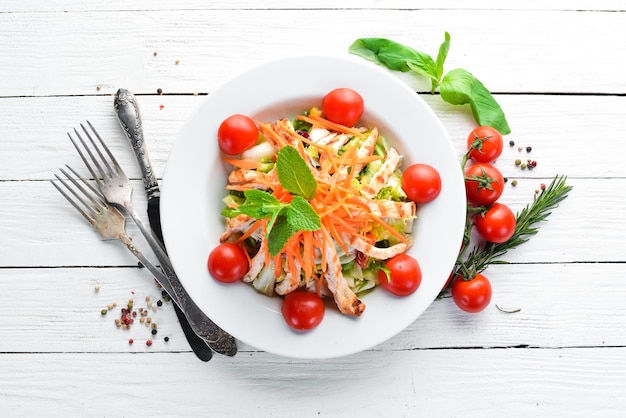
[68,121,237,357]
[51,165,179,300]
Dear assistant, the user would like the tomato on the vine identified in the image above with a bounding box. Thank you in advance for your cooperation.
[207,242,249,283]
[402,163,442,203]
[451,273,492,313]
[281,291,325,331]
[217,114,258,155]
[322,88,364,127]
[465,163,504,206]
[467,126,503,163]
[378,254,422,296]
[474,202,516,243]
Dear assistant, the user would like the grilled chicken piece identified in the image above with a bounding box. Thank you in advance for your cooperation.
[219,214,254,243]
[352,128,379,174]
[323,241,365,316]
[243,240,267,283]
[360,147,401,199]
[352,196,416,219]
[345,234,409,260]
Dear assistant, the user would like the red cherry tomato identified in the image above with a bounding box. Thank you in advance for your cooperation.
[467,126,504,163]
[402,163,442,203]
[474,202,517,243]
[281,291,325,331]
[321,88,364,127]
[217,114,258,155]
[464,163,504,206]
[207,243,249,283]
[378,254,422,297]
[451,273,492,313]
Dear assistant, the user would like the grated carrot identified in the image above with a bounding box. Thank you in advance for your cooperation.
[297,114,366,139]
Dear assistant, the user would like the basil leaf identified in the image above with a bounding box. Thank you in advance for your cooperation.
[349,38,438,84]
[435,32,451,81]
[440,68,511,135]
[276,145,317,199]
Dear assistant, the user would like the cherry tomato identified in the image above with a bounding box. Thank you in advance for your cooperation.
[451,273,492,313]
[207,243,249,283]
[474,202,516,243]
[321,88,364,127]
[281,291,325,331]
[217,114,258,155]
[378,254,422,297]
[402,163,442,203]
[464,163,504,206]
[467,126,504,163]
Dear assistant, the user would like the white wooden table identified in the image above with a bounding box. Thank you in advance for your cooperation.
[2,1,625,416]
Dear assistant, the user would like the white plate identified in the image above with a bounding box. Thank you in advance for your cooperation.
[161,55,466,359]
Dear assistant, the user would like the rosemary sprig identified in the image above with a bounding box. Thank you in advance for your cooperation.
[448,175,572,288]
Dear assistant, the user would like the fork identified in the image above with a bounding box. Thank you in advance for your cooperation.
[52,166,174,290]
[68,121,237,357]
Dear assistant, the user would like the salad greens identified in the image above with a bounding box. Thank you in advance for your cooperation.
[349,33,511,135]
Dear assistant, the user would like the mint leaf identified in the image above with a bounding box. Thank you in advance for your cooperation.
[267,215,296,256]
[440,68,511,135]
[287,196,321,231]
[238,189,284,219]
[349,38,438,85]
[276,145,317,199]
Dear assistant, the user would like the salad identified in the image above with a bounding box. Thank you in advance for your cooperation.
[209,88,440,330]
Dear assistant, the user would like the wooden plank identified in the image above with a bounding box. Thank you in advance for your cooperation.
[1,263,625,353]
[2,94,625,181]
[0,349,624,416]
[1,0,624,12]
[0,9,624,96]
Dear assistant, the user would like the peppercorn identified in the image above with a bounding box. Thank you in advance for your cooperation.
[161,290,168,297]
[153,51,158,56]
[526,146,532,152]
[515,159,522,166]
[175,59,180,65]
[164,336,170,342]
[146,340,153,347]
[128,338,134,345]
[151,323,157,330]
[509,140,515,147]
[157,88,163,95]
[157,300,163,307]
[101,309,108,315]
[531,160,537,168]
[541,183,546,190]
[503,177,508,183]
[151,329,158,335]
[521,163,527,170]
[511,180,518,187]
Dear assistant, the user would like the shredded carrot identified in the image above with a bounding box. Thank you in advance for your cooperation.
[297,114,366,139]
[222,157,263,170]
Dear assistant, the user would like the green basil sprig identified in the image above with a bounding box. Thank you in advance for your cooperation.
[349,33,511,135]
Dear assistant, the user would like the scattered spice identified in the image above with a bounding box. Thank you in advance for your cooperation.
[175,59,180,65]
[514,159,522,166]
[101,309,108,316]
[151,329,158,335]
[153,51,158,56]
[164,336,170,342]
[156,300,163,307]
[146,339,153,347]
[541,183,547,190]
[94,285,101,293]
[526,146,532,152]
[159,104,164,110]
[128,338,134,345]
[511,179,518,187]
[509,140,515,147]
[157,88,163,95]
[96,85,102,91]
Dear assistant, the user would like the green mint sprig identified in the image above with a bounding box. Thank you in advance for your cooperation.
[237,145,321,256]
[349,33,511,135]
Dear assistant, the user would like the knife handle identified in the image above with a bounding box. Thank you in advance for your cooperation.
[114,88,160,199]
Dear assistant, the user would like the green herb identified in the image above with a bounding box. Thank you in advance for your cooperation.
[448,175,572,290]
[349,33,511,134]
[237,147,321,256]
[276,145,317,199]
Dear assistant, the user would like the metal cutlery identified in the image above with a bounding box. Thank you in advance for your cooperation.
[113,88,214,362]
[66,121,237,357]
